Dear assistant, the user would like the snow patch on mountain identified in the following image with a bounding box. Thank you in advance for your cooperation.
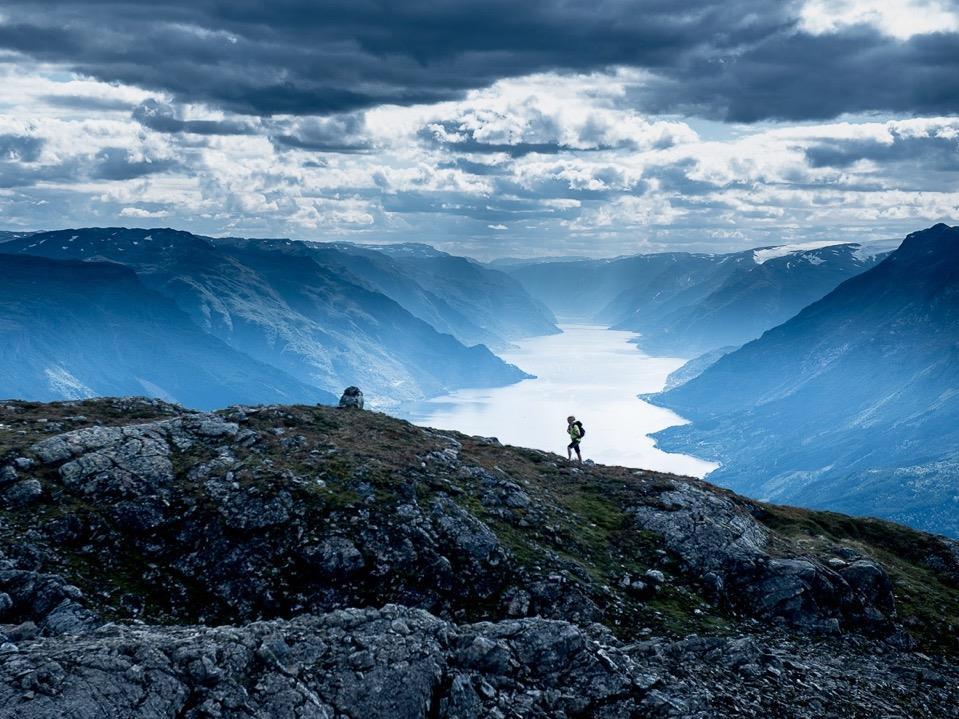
[752,240,850,264]
[852,238,903,262]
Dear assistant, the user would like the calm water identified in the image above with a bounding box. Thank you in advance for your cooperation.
[399,325,718,477]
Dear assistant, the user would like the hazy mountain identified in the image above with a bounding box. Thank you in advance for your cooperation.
[486,254,593,268]
[511,243,887,358]
[2,228,530,406]
[649,224,959,537]
[597,251,757,330]
[223,238,559,350]
[622,244,887,356]
[508,253,736,321]
[217,238,506,350]
[0,254,333,408]
[382,251,560,343]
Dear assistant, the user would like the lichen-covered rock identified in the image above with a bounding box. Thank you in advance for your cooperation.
[630,479,897,631]
[2,607,957,719]
[0,467,17,488]
[0,570,98,636]
[0,606,646,719]
[30,414,237,501]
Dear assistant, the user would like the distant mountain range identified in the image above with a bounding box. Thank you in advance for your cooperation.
[0,228,553,408]
[508,252,726,321]
[609,243,887,356]
[0,230,36,243]
[230,238,560,351]
[648,224,959,538]
[508,241,890,355]
[4,223,957,540]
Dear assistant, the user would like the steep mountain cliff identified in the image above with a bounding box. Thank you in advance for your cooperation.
[650,224,959,537]
[0,255,332,409]
[0,398,957,717]
[221,238,559,351]
[508,252,737,321]
[508,243,883,356]
[617,243,886,356]
[1,229,531,406]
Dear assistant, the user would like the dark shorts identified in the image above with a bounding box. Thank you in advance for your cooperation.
[568,440,581,450]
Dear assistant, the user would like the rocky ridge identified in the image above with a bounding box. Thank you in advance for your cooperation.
[0,397,957,717]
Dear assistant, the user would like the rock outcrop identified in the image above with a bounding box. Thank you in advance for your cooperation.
[631,480,897,632]
[0,606,648,719]
[0,398,957,717]
[338,386,365,409]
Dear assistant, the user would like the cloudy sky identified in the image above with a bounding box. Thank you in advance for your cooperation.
[1,0,957,258]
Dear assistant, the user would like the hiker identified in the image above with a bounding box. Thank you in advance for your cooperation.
[567,415,584,462]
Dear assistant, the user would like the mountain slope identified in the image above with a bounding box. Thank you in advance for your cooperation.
[221,238,559,350]
[0,398,957,717]
[375,250,561,345]
[2,228,529,406]
[599,251,758,330]
[508,244,884,358]
[649,224,959,537]
[0,254,333,408]
[0,231,36,244]
[661,346,738,391]
[628,243,886,356]
[508,252,739,321]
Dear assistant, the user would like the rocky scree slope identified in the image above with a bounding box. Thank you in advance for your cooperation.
[0,398,957,717]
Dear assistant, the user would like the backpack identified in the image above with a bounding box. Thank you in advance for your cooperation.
[575,421,585,438]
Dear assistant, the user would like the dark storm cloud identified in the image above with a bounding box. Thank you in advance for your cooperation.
[633,27,959,122]
[0,0,809,120]
[381,190,579,223]
[0,145,183,187]
[3,1,957,122]
[439,158,511,176]
[642,161,731,196]
[132,99,258,136]
[0,157,81,188]
[418,127,567,157]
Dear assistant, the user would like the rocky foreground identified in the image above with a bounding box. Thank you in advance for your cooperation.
[0,398,957,718]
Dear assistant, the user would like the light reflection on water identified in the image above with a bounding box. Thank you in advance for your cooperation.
[395,324,718,477]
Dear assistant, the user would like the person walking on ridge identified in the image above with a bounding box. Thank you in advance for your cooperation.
[567,415,584,463]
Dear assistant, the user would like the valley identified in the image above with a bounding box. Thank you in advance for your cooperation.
[401,324,717,476]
